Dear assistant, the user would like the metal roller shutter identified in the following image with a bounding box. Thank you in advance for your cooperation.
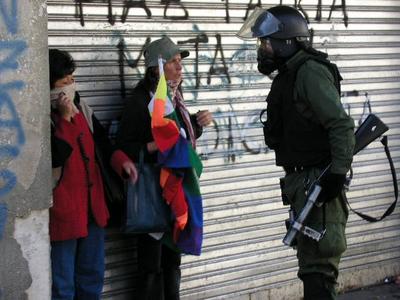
[47,1,400,299]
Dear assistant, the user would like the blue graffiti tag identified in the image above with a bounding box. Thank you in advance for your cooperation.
[0,0,26,198]
[0,82,26,197]
[0,0,18,34]
[0,202,8,240]
[0,40,27,71]
[0,145,20,158]
[0,170,17,197]
[0,82,26,146]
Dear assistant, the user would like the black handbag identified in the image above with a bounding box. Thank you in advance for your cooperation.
[94,145,125,227]
[122,150,172,233]
[95,145,125,204]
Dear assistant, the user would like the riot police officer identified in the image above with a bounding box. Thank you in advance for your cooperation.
[237,6,355,299]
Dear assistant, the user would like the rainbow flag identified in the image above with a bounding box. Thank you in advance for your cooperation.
[149,61,180,152]
[148,57,203,255]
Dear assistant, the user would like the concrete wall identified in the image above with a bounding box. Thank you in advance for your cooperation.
[0,0,51,299]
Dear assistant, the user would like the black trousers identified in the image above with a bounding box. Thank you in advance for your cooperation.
[136,234,181,300]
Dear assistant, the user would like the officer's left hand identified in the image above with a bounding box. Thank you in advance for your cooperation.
[196,110,213,127]
[318,172,346,202]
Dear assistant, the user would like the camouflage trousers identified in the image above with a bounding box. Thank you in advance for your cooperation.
[281,167,349,298]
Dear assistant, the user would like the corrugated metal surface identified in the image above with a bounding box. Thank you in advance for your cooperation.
[47,1,400,299]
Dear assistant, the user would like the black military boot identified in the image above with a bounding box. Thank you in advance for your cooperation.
[302,273,336,300]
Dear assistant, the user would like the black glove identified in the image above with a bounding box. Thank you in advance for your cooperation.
[318,172,346,203]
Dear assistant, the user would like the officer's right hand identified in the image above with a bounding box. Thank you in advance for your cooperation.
[318,172,346,202]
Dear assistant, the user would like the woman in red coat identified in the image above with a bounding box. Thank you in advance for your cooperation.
[49,49,137,300]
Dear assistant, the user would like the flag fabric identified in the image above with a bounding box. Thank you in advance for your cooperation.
[148,57,203,255]
[149,64,180,152]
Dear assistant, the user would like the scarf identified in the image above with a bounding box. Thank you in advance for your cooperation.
[50,82,79,115]
[168,81,196,149]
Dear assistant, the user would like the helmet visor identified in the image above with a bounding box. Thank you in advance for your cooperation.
[237,8,282,40]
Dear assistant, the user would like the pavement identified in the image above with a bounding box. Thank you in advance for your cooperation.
[338,282,400,299]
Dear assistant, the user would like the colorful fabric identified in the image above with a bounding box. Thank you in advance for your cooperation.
[149,70,180,152]
[148,58,203,255]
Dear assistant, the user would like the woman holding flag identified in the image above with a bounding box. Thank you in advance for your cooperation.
[116,36,212,300]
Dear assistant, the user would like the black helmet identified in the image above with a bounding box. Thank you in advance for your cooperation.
[237,6,310,40]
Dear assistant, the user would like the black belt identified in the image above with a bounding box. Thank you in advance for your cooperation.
[283,164,326,175]
[283,166,306,174]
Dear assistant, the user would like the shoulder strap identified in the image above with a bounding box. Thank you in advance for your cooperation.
[345,135,398,222]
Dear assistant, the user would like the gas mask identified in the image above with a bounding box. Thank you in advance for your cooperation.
[257,38,280,75]
[257,47,280,76]
[257,37,298,75]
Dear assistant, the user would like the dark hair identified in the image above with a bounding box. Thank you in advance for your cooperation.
[49,49,76,89]
[142,66,159,92]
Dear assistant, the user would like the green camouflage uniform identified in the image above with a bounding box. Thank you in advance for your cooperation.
[279,50,355,298]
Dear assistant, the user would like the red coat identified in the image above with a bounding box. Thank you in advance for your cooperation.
[50,112,109,241]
